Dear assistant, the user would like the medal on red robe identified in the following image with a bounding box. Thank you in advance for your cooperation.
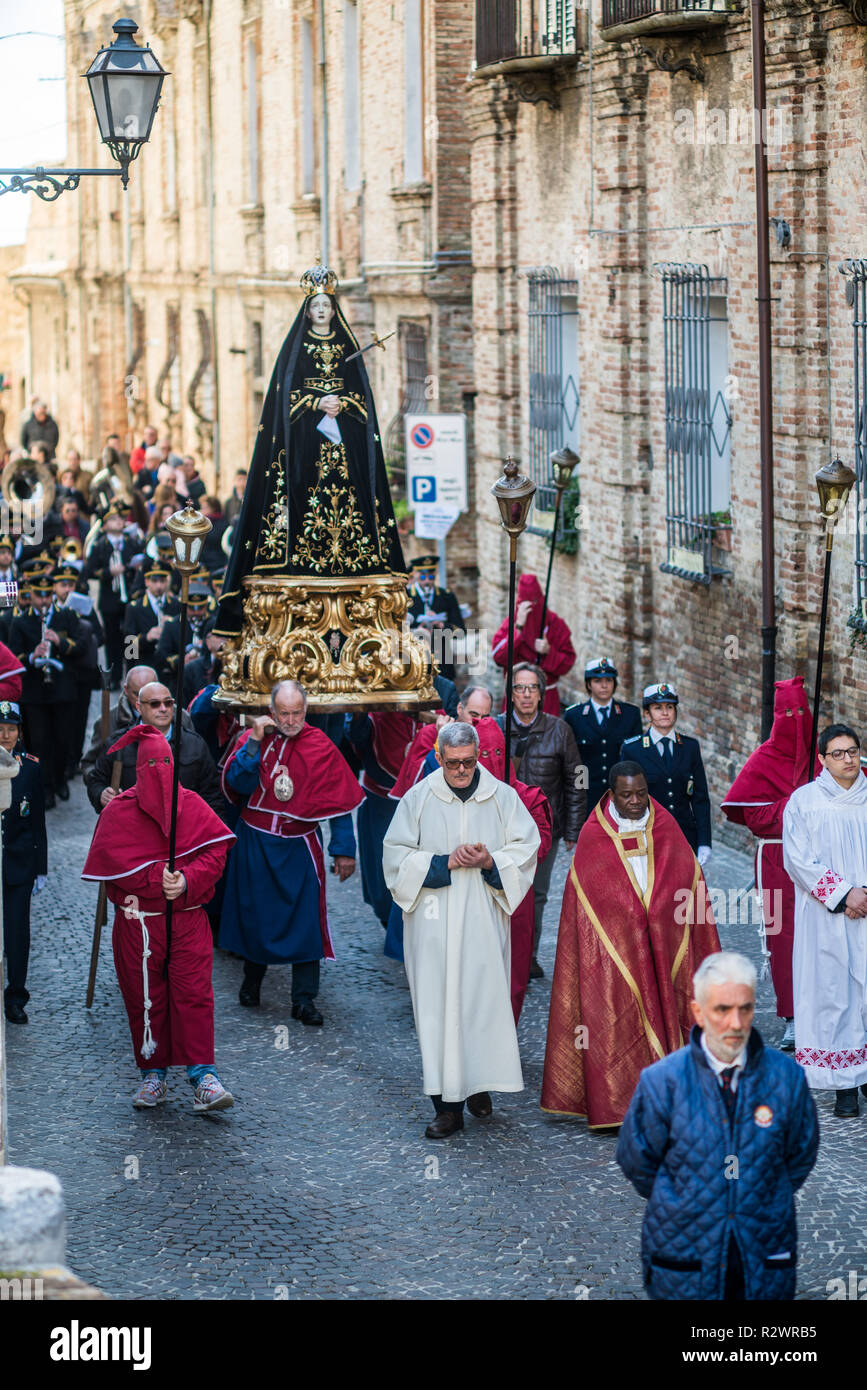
[273,765,294,802]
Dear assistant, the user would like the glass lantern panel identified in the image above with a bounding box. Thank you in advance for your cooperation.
[189,537,203,563]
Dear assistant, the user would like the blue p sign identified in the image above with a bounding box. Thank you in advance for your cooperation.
[411,476,436,502]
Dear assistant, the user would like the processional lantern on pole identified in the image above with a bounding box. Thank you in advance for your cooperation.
[808,456,857,777]
[491,457,536,785]
[539,446,579,633]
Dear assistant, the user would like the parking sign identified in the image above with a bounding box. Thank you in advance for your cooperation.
[405,415,467,514]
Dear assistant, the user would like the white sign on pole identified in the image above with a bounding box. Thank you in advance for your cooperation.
[405,414,467,514]
[413,504,461,540]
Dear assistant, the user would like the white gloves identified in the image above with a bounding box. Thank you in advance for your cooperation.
[34,875,47,893]
[697,846,712,868]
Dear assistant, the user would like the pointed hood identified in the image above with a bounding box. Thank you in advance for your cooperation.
[108,724,174,836]
[515,572,545,645]
[722,676,819,821]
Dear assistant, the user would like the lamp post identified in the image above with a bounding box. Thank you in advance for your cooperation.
[0,19,167,201]
[539,446,579,633]
[491,458,536,784]
[164,503,212,965]
[808,457,857,777]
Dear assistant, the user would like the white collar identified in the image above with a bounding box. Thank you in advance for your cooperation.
[649,726,674,746]
[609,802,650,834]
[590,698,612,714]
[701,1030,746,1076]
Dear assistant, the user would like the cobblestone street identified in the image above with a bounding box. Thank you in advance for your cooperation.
[6,778,867,1301]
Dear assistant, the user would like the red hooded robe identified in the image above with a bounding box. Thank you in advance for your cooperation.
[491,573,576,715]
[82,725,235,1068]
[721,676,818,1018]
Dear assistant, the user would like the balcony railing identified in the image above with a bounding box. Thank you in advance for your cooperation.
[601,0,737,36]
[475,0,580,72]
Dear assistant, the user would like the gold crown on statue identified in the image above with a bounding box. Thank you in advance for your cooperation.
[300,260,339,298]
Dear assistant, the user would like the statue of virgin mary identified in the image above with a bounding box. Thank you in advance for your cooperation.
[216,262,407,639]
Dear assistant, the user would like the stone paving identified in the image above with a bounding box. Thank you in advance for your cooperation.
[6,775,867,1301]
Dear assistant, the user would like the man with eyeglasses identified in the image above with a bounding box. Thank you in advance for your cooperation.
[85,680,225,819]
[497,661,585,978]
[384,721,541,1138]
[783,722,867,1118]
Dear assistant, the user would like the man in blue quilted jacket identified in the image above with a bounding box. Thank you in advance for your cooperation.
[616,951,819,1300]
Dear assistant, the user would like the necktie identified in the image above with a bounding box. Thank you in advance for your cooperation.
[599,706,609,727]
[720,1067,737,1116]
[665,736,674,763]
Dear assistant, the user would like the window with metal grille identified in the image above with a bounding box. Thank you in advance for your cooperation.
[384,322,429,480]
[476,0,577,67]
[656,263,731,584]
[602,0,732,27]
[841,259,867,629]
[526,267,580,532]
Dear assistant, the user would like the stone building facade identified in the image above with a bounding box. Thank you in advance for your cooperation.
[11,0,478,595]
[468,0,867,842]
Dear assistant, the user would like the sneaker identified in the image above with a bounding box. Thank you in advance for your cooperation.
[192,1073,234,1113]
[780,1019,795,1052]
[529,957,544,980]
[132,1074,167,1108]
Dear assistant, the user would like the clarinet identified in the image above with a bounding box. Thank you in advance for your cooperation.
[40,614,54,688]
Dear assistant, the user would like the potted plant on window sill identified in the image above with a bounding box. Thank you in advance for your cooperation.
[698,509,733,552]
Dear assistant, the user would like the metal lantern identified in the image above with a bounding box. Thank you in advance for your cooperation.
[550,446,579,496]
[86,18,168,186]
[165,502,212,596]
[490,457,536,550]
[814,457,856,525]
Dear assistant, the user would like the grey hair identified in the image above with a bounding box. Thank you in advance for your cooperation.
[438,721,479,753]
[693,951,757,1005]
[459,685,493,710]
[271,679,307,708]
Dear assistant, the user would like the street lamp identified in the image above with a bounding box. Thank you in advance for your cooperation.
[539,446,579,634]
[491,457,536,785]
[808,456,857,777]
[0,18,167,201]
[163,503,212,966]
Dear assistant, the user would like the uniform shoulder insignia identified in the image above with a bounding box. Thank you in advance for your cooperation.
[642,735,650,747]
[614,703,621,714]
[23,753,39,763]
[583,703,590,714]
[621,735,639,746]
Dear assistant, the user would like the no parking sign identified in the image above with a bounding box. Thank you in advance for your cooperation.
[405,415,467,513]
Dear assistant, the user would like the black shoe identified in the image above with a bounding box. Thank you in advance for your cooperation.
[861,1085,867,1100]
[56,780,70,801]
[238,983,260,1007]
[529,957,544,979]
[291,1002,323,1026]
[467,1091,492,1118]
[834,1087,859,1118]
[425,1111,464,1139]
[5,1003,28,1025]
[44,793,56,810]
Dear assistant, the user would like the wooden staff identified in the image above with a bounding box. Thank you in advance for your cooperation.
[85,668,123,1008]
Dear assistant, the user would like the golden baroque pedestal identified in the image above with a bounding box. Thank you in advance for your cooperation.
[213,572,439,713]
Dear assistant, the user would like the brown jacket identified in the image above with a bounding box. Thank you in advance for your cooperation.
[498,710,586,842]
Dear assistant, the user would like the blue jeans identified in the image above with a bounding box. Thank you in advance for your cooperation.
[140,1064,218,1087]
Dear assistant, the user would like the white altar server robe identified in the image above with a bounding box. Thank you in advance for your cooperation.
[783,767,867,1089]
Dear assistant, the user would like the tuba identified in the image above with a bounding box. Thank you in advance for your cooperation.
[1,455,56,518]
[88,449,135,517]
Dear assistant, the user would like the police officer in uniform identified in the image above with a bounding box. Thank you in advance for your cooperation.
[564,657,642,810]
[620,682,712,863]
[0,701,47,1023]
[406,554,465,684]
[122,557,180,670]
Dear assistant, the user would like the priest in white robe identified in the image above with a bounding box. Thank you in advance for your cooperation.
[383,721,541,1139]
[783,721,867,1118]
